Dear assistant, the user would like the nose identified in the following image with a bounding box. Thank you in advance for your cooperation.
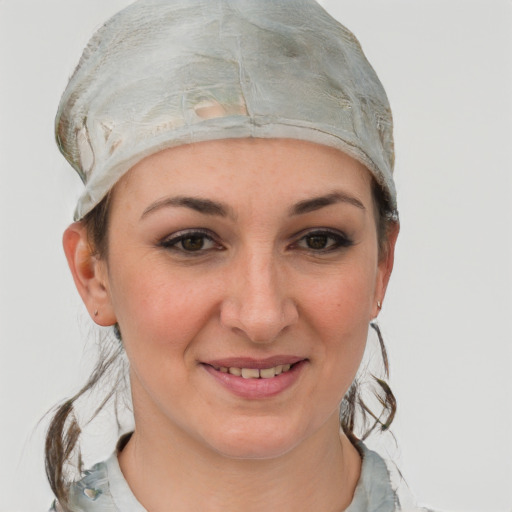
[220,251,298,343]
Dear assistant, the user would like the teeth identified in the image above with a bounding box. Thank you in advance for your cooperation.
[217,363,295,379]
[259,367,276,379]
[241,368,260,379]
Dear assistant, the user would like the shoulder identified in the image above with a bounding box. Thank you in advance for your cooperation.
[50,450,146,512]
[49,457,119,512]
[350,443,440,512]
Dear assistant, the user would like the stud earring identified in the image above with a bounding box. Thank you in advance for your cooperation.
[377,301,382,310]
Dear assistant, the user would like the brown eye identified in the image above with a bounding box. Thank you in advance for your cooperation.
[305,234,329,250]
[181,236,205,251]
[295,230,353,252]
[160,230,220,253]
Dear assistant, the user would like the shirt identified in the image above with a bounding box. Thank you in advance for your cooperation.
[50,443,436,512]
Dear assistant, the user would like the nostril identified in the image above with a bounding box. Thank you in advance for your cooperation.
[220,296,298,344]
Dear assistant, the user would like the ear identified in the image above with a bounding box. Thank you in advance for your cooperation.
[62,222,117,326]
[372,222,400,319]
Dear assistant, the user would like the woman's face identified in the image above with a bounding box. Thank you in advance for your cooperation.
[91,138,395,459]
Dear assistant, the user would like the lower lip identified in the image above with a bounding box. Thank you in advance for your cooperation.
[202,360,307,399]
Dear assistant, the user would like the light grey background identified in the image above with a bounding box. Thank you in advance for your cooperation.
[1,1,511,511]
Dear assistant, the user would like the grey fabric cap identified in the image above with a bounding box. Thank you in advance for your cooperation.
[56,0,396,220]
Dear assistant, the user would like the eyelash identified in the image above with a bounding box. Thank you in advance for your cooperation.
[159,229,222,254]
[292,229,354,253]
[159,228,353,255]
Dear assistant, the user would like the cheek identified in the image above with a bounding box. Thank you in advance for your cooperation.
[300,264,377,333]
[108,259,220,353]
[295,261,377,382]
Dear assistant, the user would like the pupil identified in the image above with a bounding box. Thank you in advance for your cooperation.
[307,235,328,249]
[182,236,204,251]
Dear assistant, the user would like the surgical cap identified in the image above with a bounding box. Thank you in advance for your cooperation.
[56,0,396,220]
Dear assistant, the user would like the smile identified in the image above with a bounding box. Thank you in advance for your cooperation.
[213,364,293,379]
[202,358,307,399]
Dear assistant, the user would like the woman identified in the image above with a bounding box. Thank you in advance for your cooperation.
[47,1,430,510]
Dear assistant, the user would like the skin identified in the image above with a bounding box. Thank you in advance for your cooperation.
[63,138,398,512]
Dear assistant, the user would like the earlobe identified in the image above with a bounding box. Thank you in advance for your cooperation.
[372,222,400,319]
[62,222,117,326]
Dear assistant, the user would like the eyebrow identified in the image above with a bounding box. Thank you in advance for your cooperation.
[141,196,232,219]
[141,190,365,220]
[290,192,365,216]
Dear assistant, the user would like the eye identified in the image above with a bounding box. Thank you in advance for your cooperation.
[159,229,222,253]
[294,229,353,252]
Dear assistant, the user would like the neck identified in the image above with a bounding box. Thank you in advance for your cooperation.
[118,413,361,512]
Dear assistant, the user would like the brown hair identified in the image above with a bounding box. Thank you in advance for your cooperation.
[45,181,399,510]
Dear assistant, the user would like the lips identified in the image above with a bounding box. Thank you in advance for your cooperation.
[213,363,293,379]
[204,356,305,370]
[201,357,307,398]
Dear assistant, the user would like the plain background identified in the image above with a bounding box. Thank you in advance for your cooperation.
[0,1,511,510]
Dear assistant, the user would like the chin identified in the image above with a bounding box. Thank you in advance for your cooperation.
[202,419,306,460]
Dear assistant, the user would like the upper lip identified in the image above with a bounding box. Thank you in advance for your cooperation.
[203,356,306,369]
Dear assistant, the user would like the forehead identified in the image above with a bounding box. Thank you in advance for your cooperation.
[113,138,374,212]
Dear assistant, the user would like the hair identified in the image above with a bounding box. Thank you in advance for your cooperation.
[45,177,399,510]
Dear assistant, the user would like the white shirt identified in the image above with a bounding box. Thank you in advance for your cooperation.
[50,443,436,512]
